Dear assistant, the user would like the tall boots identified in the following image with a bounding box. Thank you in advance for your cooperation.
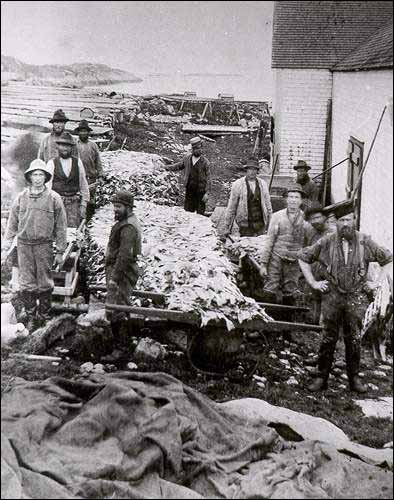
[102,320,131,363]
[19,290,38,332]
[36,290,53,328]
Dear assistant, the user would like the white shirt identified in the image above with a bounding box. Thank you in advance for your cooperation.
[46,157,90,206]
[191,155,200,166]
[342,239,350,265]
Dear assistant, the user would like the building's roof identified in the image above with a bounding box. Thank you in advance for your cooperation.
[272,1,393,69]
[334,22,393,70]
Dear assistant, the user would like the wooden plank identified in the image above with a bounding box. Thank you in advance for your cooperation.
[182,124,249,135]
[105,303,199,324]
[89,285,166,304]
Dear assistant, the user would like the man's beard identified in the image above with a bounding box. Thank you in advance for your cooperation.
[312,223,325,232]
[297,175,309,185]
[340,226,355,240]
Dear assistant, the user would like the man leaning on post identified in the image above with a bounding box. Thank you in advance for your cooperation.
[298,201,393,393]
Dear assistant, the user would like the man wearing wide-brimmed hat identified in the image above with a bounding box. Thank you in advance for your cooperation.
[1,159,67,331]
[298,201,393,393]
[260,182,312,307]
[165,136,211,215]
[46,132,90,227]
[223,157,272,239]
[102,190,142,362]
[293,159,319,210]
[38,109,78,162]
[75,120,103,221]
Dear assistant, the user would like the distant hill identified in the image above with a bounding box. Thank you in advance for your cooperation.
[1,55,142,88]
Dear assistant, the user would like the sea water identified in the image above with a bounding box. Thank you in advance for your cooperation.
[86,73,273,101]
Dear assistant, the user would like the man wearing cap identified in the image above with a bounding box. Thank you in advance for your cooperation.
[46,132,90,227]
[75,120,103,221]
[165,136,211,215]
[260,182,312,307]
[293,160,319,210]
[1,160,67,331]
[223,157,272,238]
[38,109,78,162]
[298,202,393,393]
[303,203,336,323]
[104,190,142,361]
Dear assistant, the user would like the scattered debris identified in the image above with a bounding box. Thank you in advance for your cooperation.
[134,337,168,362]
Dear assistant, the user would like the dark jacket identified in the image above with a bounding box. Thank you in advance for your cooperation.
[167,154,211,194]
[105,214,142,284]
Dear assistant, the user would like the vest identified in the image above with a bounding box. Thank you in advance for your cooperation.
[52,157,80,195]
[246,179,264,229]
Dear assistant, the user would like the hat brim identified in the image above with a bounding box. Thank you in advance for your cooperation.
[55,140,75,146]
[24,170,52,183]
[293,165,311,171]
[283,189,306,198]
[75,126,93,132]
[49,118,69,123]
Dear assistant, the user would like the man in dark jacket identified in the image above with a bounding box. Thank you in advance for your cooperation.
[74,120,103,222]
[293,160,319,210]
[298,201,393,393]
[104,190,142,360]
[165,136,211,215]
[38,109,78,162]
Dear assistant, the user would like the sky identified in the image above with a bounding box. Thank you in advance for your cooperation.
[1,1,274,78]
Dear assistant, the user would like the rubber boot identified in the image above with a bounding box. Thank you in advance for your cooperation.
[101,321,126,363]
[349,375,367,394]
[37,290,53,328]
[307,377,328,392]
[21,291,38,333]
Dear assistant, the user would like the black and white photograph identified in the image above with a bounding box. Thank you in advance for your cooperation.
[1,1,393,498]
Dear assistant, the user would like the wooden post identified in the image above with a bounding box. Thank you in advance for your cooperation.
[322,98,332,205]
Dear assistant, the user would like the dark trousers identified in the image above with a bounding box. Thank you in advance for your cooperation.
[239,226,265,237]
[105,265,138,323]
[318,289,369,380]
[184,190,206,215]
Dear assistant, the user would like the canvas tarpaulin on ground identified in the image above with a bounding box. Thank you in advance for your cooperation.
[1,372,393,499]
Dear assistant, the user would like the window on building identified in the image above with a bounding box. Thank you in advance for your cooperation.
[346,136,364,229]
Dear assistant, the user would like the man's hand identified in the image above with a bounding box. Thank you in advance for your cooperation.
[311,280,329,293]
[54,252,63,266]
[202,193,209,204]
[108,279,118,290]
[259,264,268,279]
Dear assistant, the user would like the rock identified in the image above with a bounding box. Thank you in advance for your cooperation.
[21,314,76,354]
[269,353,278,360]
[354,398,393,420]
[134,337,168,362]
[338,384,347,390]
[305,366,318,375]
[279,358,290,367]
[164,329,188,352]
[127,362,138,370]
[377,365,392,372]
[286,377,299,386]
[340,373,348,381]
[253,375,267,384]
[77,309,109,328]
[334,359,346,369]
[93,363,104,371]
[371,370,388,379]
[80,362,94,373]
[383,441,393,449]
[367,383,379,391]
[219,398,393,468]
[332,367,342,376]
[256,382,266,389]
[358,372,365,378]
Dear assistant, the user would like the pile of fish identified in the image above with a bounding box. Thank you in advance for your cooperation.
[226,235,268,264]
[86,202,272,329]
[96,151,180,208]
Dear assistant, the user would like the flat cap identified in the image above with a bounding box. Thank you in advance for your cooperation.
[111,190,134,208]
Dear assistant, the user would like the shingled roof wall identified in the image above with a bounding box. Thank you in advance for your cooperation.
[272,1,393,69]
[334,22,393,71]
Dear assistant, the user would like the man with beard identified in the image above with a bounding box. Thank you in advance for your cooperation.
[223,157,272,238]
[103,190,142,362]
[46,132,90,227]
[74,120,103,222]
[293,160,319,210]
[165,136,211,215]
[38,109,78,162]
[298,202,393,393]
[1,160,67,331]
